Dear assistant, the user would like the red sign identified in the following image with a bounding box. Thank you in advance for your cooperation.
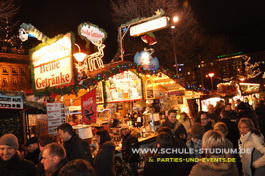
[81,89,97,124]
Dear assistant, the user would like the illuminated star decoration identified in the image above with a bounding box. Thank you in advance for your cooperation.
[122,27,128,33]
[155,9,162,16]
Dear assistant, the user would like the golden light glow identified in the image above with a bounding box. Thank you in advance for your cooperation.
[73,52,87,62]
[208,73,215,78]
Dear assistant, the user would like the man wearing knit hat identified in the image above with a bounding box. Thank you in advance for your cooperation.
[0,133,37,176]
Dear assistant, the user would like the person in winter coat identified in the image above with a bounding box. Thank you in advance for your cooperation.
[161,109,187,142]
[189,130,238,176]
[186,123,205,159]
[238,118,265,176]
[143,132,193,176]
[0,133,37,176]
[255,100,265,138]
[57,123,93,166]
[94,130,116,176]
[41,142,68,176]
[121,125,140,176]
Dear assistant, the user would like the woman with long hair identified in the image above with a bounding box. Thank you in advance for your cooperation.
[238,118,265,176]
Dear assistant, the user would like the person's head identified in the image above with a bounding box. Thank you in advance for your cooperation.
[214,122,228,137]
[57,123,74,142]
[202,130,226,156]
[96,130,111,147]
[200,112,210,126]
[120,124,130,137]
[190,123,205,139]
[238,118,256,136]
[156,132,172,148]
[207,104,215,113]
[157,126,174,138]
[59,159,96,176]
[167,109,177,123]
[25,137,39,153]
[0,133,19,161]
[224,103,232,111]
[236,99,241,105]
[39,134,57,151]
[180,112,189,121]
[220,110,230,119]
[41,143,66,171]
[237,102,247,112]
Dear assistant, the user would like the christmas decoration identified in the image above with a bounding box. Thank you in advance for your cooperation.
[141,32,157,45]
[19,23,49,42]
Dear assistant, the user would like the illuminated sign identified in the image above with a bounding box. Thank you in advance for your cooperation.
[130,16,169,37]
[31,33,74,90]
[78,22,107,43]
[105,71,142,103]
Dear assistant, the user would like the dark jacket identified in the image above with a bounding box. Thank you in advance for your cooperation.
[161,119,187,141]
[25,147,40,165]
[143,153,193,176]
[203,120,213,132]
[0,152,37,176]
[255,104,265,137]
[94,141,116,176]
[63,133,93,166]
[221,118,239,149]
[45,158,68,176]
[122,133,140,164]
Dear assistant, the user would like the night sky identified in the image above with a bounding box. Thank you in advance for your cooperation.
[18,0,265,62]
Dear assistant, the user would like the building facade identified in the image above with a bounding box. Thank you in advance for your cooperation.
[0,52,31,92]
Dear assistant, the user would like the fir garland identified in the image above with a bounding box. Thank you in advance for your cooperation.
[33,61,208,97]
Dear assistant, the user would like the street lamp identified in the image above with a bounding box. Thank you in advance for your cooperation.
[208,73,215,90]
[170,16,179,79]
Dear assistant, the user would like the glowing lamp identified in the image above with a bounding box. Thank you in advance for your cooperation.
[208,73,215,78]
[73,52,87,62]
[73,43,87,62]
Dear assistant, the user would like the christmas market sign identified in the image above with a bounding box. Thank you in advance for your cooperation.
[31,33,74,90]
[105,71,142,103]
[78,22,107,43]
[130,16,169,37]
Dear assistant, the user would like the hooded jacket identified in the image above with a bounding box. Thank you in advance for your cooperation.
[189,155,239,176]
[0,152,37,176]
[94,141,116,176]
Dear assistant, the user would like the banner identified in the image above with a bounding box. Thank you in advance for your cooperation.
[81,89,97,124]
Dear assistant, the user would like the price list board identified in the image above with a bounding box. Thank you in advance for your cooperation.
[46,103,66,135]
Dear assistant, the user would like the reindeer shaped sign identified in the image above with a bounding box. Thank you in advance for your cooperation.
[78,22,107,72]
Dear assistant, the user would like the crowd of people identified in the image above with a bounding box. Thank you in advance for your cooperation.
[1,98,265,176]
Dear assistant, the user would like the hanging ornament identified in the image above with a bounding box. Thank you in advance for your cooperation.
[141,32,157,45]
